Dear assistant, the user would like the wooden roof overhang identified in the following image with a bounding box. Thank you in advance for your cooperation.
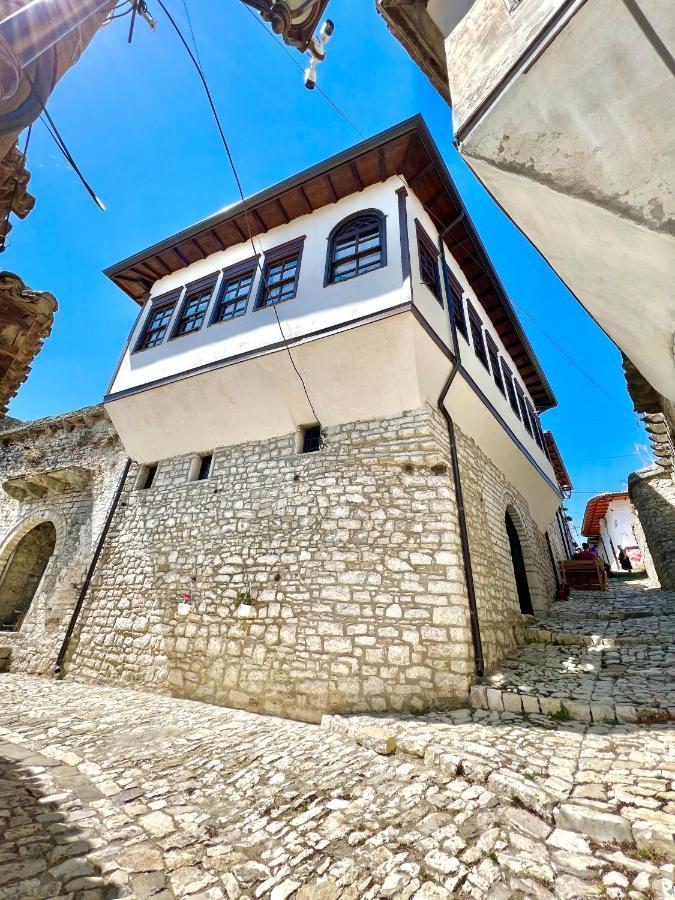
[581,492,629,538]
[545,431,572,496]
[105,115,556,411]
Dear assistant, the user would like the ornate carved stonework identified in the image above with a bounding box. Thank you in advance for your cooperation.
[0,142,34,249]
[0,271,57,418]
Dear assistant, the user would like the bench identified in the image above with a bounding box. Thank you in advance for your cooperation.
[561,559,607,591]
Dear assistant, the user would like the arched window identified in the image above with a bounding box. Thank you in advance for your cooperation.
[325,211,386,285]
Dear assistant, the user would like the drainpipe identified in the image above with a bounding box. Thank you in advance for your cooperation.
[436,213,485,677]
[54,457,131,675]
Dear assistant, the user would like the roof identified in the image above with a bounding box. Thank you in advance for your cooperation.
[0,271,57,419]
[105,115,556,411]
[544,432,572,496]
[581,492,630,537]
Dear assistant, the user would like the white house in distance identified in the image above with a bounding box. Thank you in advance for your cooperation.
[44,116,570,721]
[581,492,644,573]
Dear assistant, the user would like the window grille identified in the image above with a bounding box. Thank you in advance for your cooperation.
[256,241,304,309]
[327,213,385,284]
[467,302,489,369]
[501,359,521,419]
[136,299,177,350]
[445,264,467,337]
[173,283,215,337]
[211,267,255,323]
[485,334,505,394]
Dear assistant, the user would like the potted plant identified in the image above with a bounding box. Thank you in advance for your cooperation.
[235,587,254,617]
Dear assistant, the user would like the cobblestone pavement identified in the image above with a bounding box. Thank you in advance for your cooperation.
[1,577,674,899]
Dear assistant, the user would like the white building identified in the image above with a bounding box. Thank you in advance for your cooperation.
[581,492,643,573]
[0,118,571,720]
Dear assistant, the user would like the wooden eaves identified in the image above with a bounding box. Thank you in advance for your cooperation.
[104,115,556,412]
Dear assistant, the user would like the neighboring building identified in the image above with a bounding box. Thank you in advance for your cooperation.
[0,406,126,673]
[581,492,643,574]
[376,0,675,579]
[0,118,570,721]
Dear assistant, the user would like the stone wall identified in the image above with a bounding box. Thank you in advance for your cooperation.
[62,405,557,722]
[629,465,675,589]
[0,407,126,673]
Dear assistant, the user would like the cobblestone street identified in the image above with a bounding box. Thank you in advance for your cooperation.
[1,578,674,899]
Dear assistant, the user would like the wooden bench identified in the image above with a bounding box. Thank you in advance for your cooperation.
[561,559,607,591]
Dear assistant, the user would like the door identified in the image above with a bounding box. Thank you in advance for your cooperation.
[505,512,533,615]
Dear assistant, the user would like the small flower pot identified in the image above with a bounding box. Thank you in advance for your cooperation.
[236,604,254,618]
[177,602,192,616]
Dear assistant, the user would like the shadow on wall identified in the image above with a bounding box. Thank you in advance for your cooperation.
[0,744,119,896]
[630,474,675,590]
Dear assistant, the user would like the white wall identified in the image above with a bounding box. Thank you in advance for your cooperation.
[110,179,405,397]
[598,498,643,571]
[405,188,553,476]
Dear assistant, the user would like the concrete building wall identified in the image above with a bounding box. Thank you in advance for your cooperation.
[0,408,126,674]
[58,406,556,722]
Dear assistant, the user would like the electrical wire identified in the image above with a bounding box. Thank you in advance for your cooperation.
[154,0,323,427]
[0,124,32,252]
[240,5,638,421]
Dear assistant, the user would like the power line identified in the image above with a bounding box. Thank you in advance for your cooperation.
[155,0,323,427]
[241,8,638,422]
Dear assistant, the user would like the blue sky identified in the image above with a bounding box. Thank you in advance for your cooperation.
[4,0,649,532]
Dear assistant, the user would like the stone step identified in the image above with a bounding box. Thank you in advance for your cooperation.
[469,683,673,725]
[526,618,675,648]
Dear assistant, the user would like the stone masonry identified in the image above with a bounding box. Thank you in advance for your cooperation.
[0,406,126,674]
[629,465,675,590]
[60,404,561,722]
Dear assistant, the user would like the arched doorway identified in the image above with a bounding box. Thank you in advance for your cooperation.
[505,511,533,615]
[0,522,56,631]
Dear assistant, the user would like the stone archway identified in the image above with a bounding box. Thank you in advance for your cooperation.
[505,510,533,615]
[0,522,57,631]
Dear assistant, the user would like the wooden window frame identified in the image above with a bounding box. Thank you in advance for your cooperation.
[485,333,505,395]
[444,264,467,338]
[527,399,546,450]
[467,301,489,369]
[254,237,305,311]
[415,221,442,304]
[325,210,387,286]
[170,274,218,340]
[210,257,258,326]
[133,291,181,353]
[501,359,521,419]
[515,383,534,436]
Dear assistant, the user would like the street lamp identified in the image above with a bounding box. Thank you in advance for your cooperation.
[244,0,330,52]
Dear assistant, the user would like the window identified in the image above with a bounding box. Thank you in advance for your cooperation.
[501,359,521,419]
[197,454,212,481]
[416,223,441,303]
[485,334,505,395]
[256,239,304,309]
[444,265,467,338]
[326,212,385,284]
[301,424,322,454]
[467,302,489,369]
[135,295,178,351]
[138,464,158,490]
[172,278,216,338]
[527,400,545,450]
[211,261,256,323]
[515,384,533,436]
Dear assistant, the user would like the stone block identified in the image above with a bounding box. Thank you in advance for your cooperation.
[554,804,633,845]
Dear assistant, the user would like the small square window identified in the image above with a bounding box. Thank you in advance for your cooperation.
[256,240,304,310]
[467,302,489,369]
[136,298,178,351]
[197,454,212,481]
[211,264,256,324]
[301,424,322,454]
[138,464,158,490]
[172,280,216,338]
[416,224,441,303]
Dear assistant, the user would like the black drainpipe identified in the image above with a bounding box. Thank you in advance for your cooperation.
[54,457,132,675]
[544,530,560,592]
[436,213,485,677]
